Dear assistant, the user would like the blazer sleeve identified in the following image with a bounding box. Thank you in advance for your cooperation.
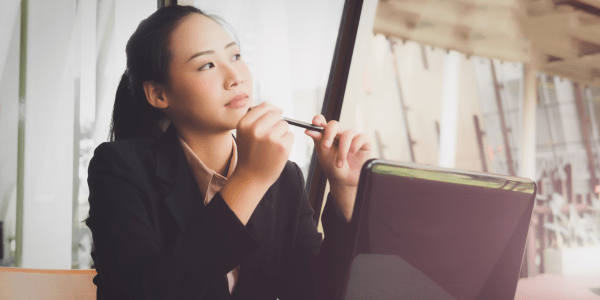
[276,162,353,300]
[86,142,259,300]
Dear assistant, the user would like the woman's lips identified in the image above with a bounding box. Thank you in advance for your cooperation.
[225,93,248,108]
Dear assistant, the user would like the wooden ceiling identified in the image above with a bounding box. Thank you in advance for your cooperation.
[373,0,600,86]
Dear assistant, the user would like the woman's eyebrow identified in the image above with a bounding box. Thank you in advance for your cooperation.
[187,41,238,62]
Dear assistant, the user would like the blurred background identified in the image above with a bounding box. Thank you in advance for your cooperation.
[0,0,599,298]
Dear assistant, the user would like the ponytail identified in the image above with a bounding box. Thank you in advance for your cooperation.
[109,71,165,141]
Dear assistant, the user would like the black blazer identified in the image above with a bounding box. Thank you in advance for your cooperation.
[86,124,353,300]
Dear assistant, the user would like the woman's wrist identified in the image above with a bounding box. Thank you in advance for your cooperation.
[329,184,357,223]
[221,168,272,225]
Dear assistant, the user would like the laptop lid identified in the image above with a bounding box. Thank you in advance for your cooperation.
[341,159,537,300]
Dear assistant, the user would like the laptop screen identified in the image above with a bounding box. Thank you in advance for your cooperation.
[343,159,536,300]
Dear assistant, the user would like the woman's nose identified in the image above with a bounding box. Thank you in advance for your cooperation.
[225,66,244,88]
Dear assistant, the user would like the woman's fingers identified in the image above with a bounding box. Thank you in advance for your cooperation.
[305,114,358,168]
[312,114,327,127]
[240,102,283,128]
[349,133,373,155]
[234,102,294,187]
[270,119,290,139]
[304,129,322,141]
[305,115,347,152]
[321,120,340,149]
[337,130,358,167]
[239,101,287,140]
[254,109,284,137]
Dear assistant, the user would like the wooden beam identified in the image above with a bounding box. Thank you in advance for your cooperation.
[543,53,600,82]
[522,12,580,39]
[531,37,578,60]
[556,0,600,17]
[379,0,521,38]
[373,22,530,62]
[580,0,600,8]
[374,0,528,62]
[568,23,600,45]
[386,0,520,11]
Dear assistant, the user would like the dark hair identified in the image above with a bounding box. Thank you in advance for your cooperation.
[108,5,235,141]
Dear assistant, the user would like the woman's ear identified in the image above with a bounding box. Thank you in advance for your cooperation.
[143,80,169,109]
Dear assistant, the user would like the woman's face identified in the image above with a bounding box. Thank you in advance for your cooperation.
[164,13,253,134]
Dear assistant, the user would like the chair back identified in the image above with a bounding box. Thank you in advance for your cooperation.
[0,267,97,299]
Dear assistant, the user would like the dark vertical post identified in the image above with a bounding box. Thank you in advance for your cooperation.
[307,0,364,222]
[158,0,176,9]
[565,164,573,203]
[490,61,516,176]
[0,221,4,260]
[473,115,488,172]
[16,0,29,268]
[573,83,598,192]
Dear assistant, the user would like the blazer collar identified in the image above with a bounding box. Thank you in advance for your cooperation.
[154,123,180,186]
[154,124,199,229]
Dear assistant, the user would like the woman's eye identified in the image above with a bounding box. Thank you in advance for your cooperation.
[232,54,241,61]
[199,62,214,71]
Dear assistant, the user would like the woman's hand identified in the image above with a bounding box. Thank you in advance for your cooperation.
[234,101,294,186]
[304,114,372,222]
[221,102,294,225]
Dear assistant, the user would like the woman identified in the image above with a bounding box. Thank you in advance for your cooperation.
[86,5,372,299]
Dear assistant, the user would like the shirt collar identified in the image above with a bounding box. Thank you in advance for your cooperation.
[176,134,238,190]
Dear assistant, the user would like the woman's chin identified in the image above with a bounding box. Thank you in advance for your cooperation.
[221,119,242,133]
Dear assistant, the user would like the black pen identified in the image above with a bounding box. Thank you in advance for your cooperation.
[247,107,340,145]
[282,116,340,146]
[281,117,324,132]
[247,107,324,132]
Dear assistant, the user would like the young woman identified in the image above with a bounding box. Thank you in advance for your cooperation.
[86,5,372,299]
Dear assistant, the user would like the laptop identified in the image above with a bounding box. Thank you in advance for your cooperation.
[339,159,536,300]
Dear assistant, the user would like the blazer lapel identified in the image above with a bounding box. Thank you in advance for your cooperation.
[154,124,203,230]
